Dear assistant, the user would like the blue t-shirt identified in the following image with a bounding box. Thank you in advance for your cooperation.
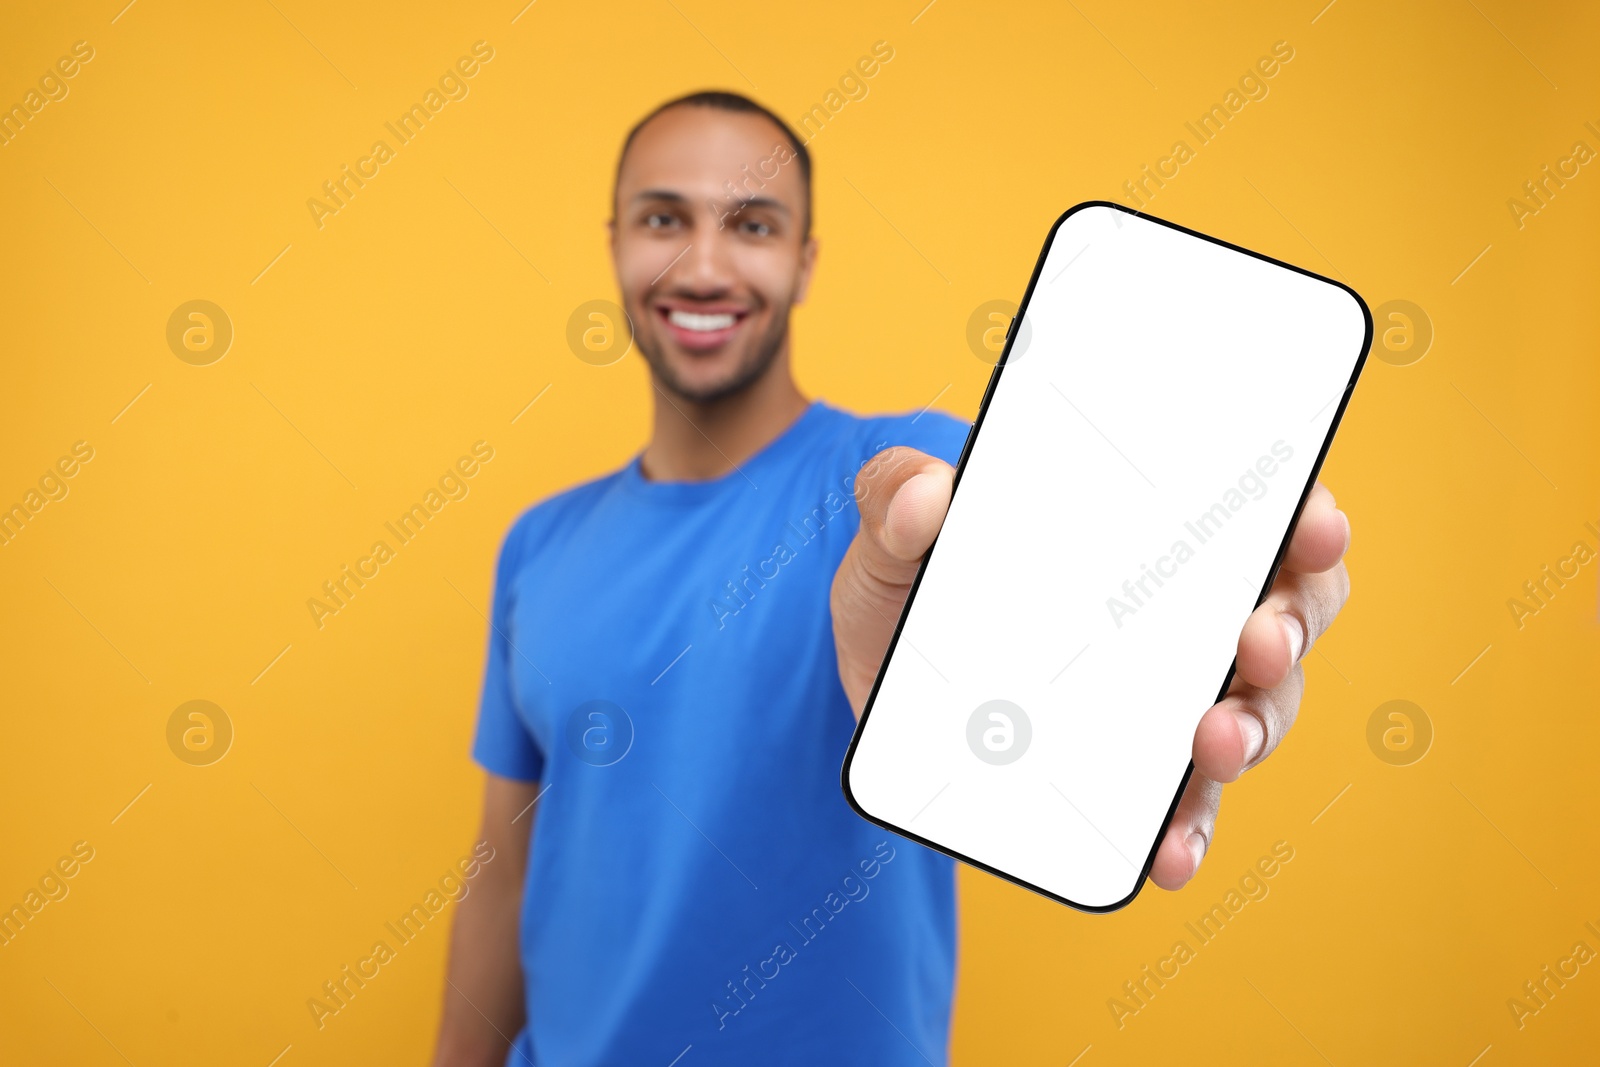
[471,398,971,1066]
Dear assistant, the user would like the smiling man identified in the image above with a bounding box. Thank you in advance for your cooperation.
[430,91,1352,1066]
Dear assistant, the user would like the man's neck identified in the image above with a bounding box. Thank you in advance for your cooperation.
[640,366,811,483]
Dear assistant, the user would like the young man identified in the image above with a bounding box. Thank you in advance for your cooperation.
[431,92,1352,1066]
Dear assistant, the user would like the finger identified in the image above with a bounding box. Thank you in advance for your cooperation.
[831,448,955,716]
[1149,771,1222,890]
[1283,481,1349,575]
[851,446,955,584]
[1234,561,1349,689]
[1192,664,1304,783]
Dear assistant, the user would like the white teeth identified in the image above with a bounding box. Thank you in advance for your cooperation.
[668,310,737,332]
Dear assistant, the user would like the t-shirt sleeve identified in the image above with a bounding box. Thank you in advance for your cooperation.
[469,512,546,782]
[868,409,972,469]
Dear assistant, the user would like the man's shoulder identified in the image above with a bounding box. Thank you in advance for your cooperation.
[825,400,972,469]
[498,465,624,559]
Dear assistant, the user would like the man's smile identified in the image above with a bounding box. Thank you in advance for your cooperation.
[655,302,751,351]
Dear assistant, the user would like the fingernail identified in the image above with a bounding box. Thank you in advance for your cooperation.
[1282,613,1305,664]
[1187,832,1207,870]
[1233,708,1264,766]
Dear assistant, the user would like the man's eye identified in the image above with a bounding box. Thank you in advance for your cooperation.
[741,219,772,237]
[645,213,679,230]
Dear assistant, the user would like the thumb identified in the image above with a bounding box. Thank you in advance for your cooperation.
[854,446,955,580]
[833,447,955,718]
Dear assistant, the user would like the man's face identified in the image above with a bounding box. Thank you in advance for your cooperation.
[611,106,817,404]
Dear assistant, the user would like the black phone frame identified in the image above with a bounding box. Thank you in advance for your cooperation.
[840,200,1375,913]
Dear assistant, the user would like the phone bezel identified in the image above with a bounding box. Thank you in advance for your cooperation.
[839,200,1375,913]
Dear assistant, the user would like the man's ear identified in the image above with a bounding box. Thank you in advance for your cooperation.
[793,235,820,306]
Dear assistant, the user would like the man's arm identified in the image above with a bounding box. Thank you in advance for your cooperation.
[432,773,539,1067]
[831,445,1351,891]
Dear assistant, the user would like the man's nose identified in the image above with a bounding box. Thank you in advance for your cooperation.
[665,223,737,292]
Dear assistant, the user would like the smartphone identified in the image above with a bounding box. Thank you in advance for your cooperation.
[842,201,1371,911]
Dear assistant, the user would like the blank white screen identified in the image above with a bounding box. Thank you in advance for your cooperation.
[845,204,1369,910]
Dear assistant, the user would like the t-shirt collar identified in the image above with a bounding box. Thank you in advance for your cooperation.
[617,398,832,505]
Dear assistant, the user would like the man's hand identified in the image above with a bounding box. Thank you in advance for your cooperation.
[830,446,1351,891]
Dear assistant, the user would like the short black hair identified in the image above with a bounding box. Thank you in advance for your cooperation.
[614,90,813,237]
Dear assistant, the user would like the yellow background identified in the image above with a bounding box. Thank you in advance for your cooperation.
[2,0,1596,1063]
